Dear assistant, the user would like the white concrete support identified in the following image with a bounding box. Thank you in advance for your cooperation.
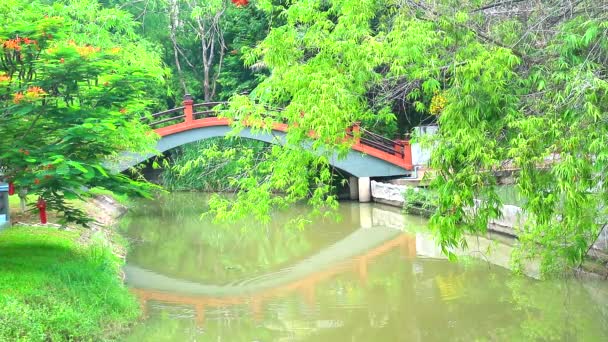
[349,176,359,201]
[370,180,407,204]
[358,177,371,203]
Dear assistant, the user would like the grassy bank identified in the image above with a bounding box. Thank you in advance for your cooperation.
[0,226,140,341]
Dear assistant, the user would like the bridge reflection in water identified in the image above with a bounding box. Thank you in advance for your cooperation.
[126,202,532,328]
[131,233,415,326]
[126,203,418,326]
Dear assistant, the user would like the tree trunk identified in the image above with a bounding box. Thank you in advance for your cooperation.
[18,188,27,212]
[169,0,188,95]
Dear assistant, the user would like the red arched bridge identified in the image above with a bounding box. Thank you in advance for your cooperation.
[115,95,415,201]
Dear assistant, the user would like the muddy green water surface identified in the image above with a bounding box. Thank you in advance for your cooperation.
[121,193,608,341]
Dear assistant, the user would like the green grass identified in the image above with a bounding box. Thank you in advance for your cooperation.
[8,193,29,208]
[0,226,140,341]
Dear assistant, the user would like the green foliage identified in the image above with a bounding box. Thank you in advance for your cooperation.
[429,46,520,259]
[212,0,395,220]
[424,1,608,274]
[0,226,139,341]
[162,138,271,192]
[216,4,272,99]
[0,0,163,225]
[203,1,445,220]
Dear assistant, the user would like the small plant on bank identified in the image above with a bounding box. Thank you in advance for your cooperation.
[403,187,437,217]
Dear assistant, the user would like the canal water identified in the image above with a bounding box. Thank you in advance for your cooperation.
[121,193,608,341]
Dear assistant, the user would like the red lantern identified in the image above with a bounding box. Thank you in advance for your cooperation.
[231,0,249,7]
[37,197,47,224]
[8,182,14,196]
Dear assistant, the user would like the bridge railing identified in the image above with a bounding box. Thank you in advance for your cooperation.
[141,96,228,128]
[361,128,405,157]
[346,124,411,162]
[142,95,413,169]
[141,107,185,128]
[193,102,226,120]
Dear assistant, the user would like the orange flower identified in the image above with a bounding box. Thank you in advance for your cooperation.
[231,0,249,7]
[3,39,21,51]
[0,74,10,83]
[13,92,24,104]
[34,178,40,185]
[26,86,46,95]
[59,57,65,63]
[119,108,127,114]
[25,86,47,100]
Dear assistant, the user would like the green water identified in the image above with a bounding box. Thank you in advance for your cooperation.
[121,193,608,341]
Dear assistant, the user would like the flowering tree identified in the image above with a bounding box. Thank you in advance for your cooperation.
[0,0,164,225]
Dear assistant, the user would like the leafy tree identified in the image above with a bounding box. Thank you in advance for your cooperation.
[420,0,608,274]
[215,3,272,99]
[207,0,445,220]
[0,0,164,225]
[209,0,608,275]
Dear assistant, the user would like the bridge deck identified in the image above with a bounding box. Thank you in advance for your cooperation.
[139,98,413,173]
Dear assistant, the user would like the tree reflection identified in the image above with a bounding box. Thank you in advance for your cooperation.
[121,193,358,283]
[495,277,608,341]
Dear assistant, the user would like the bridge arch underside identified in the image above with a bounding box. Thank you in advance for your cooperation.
[118,126,410,178]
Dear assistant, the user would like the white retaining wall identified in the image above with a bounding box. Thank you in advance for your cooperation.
[370,180,607,253]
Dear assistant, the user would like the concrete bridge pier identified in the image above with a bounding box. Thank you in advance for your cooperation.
[349,176,371,203]
[349,177,359,201]
[358,177,371,203]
